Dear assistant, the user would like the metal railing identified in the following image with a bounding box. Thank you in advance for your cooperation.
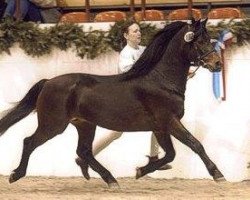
[13,0,196,21]
[14,0,246,22]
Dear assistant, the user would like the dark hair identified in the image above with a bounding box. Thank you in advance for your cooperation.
[120,18,139,48]
[121,18,138,34]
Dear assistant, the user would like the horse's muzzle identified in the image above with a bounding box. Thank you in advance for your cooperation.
[214,61,222,72]
[205,61,221,72]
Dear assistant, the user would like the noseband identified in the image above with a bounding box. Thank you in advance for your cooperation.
[193,44,215,66]
[188,39,216,79]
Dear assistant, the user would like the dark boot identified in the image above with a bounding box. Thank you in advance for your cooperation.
[147,156,172,170]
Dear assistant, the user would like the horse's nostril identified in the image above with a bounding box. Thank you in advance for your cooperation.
[215,61,220,67]
[215,61,222,72]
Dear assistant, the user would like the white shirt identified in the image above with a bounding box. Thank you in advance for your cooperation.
[118,45,146,73]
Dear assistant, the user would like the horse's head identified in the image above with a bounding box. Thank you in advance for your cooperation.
[183,19,221,72]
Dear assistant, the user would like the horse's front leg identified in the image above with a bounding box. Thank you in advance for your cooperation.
[136,132,175,179]
[169,117,226,182]
[73,120,119,188]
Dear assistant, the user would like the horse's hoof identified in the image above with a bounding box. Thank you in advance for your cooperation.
[75,158,90,180]
[214,176,226,183]
[108,182,120,189]
[213,170,226,182]
[9,172,20,183]
[158,164,172,171]
[135,167,142,179]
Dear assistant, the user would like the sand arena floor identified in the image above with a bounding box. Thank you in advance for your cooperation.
[0,175,250,199]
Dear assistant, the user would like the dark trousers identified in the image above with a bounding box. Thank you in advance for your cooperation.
[25,2,42,22]
[0,1,7,19]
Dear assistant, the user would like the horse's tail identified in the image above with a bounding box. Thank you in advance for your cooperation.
[0,79,48,136]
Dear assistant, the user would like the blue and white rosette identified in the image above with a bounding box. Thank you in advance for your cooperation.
[212,30,233,100]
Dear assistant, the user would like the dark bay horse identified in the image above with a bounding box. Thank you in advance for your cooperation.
[0,19,225,188]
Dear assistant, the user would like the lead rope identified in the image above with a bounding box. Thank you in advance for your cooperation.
[187,65,201,80]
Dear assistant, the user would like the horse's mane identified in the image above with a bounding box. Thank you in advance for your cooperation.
[121,21,186,80]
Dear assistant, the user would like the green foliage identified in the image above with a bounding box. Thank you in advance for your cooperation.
[0,17,19,54]
[0,17,249,59]
[0,17,51,56]
[207,19,250,47]
[140,22,160,46]
[47,23,85,51]
[229,19,250,46]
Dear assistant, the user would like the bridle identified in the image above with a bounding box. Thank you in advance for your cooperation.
[193,44,216,66]
[185,29,216,79]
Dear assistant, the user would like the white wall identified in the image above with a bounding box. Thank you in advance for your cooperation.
[0,31,250,182]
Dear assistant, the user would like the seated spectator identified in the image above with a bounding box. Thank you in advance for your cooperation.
[3,0,61,23]
[3,0,42,22]
[29,0,61,23]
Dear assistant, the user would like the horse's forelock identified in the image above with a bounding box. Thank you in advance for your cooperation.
[190,19,209,41]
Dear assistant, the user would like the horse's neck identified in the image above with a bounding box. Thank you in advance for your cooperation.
[153,38,190,96]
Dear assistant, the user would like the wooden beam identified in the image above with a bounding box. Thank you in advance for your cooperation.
[85,0,90,22]
[221,48,227,101]
[141,0,146,20]
[130,0,135,16]
[187,0,193,20]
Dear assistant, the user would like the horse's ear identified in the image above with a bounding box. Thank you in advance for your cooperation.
[191,17,196,25]
[187,18,196,26]
[190,19,201,29]
[196,19,201,25]
[201,18,208,27]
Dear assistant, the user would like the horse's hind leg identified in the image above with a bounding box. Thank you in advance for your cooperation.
[169,117,225,182]
[72,120,119,188]
[136,132,176,179]
[9,121,68,183]
[73,120,93,180]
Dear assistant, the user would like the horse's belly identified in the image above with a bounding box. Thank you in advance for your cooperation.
[79,102,153,131]
[108,108,153,131]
